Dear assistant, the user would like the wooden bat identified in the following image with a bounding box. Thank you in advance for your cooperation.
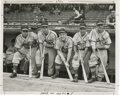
[79,52,88,83]
[29,45,32,78]
[97,48,110,84]
[40,46,45,80]
[64,62,73,81]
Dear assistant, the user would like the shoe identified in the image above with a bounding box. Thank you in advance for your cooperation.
[72,77,78,82]
[35,73,40,78]
[9,72,17,78]
[88,78,96,83]
[51,74,59,79]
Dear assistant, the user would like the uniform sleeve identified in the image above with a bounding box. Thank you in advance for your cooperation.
[52,32,58,45]
[54,39,60,50]
[68,38,73,48]
[73,33,79,46]
[31,32,38,40]
[89,29,99,42]
[103,31,112,45]
[38,31,43,44]
[14,36,22,49]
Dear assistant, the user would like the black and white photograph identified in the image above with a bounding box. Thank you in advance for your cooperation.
[2,1,117,94]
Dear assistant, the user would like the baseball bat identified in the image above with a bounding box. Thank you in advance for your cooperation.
[79,53,88,83]
[97,48,110,84]
[40,46,45,80]
[29,45,32,78]
[64,62,73,81]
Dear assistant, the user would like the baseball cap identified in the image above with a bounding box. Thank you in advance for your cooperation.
[96,20,104,26]
[41,22,48,27]
[80,23,86,29]
[21,25,29,31]
[58,28,67,34]
[31,26,38,30]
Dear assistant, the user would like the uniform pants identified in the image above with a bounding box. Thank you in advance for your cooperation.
[72,48,92,78]
[96,49,108,78]
[36,47,57,76]
[12,47,37,74]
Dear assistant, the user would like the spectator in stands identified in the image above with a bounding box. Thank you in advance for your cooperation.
[73,7,85,24]
[39,14,48,24]
[49,7,55,15]
[54,7,61,15]
[106,10,115,29]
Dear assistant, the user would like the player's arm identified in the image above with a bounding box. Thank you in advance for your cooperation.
[57,50,66,63]
[66,47,72,63]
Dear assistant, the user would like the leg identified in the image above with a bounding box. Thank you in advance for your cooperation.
[31,47,37,75]
[35,50,42,78]
[97,50,108,81]
[72,53,80,82]
[83,47,92,79]
[10,52,24,78]
[47,48,57,76]
[51,55,62,79]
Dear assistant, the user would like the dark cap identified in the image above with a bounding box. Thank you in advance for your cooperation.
[96,20,104,26]
[31,26,38,30]
[21,25,29,31]
[58,28,67,34]
[80,23,86,29]
[41,22,48,27]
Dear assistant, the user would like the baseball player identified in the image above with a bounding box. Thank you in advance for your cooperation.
[88,20,112,83]
[51,28,73,79]
[35,22,57,78]
[9,26,38,78]
[72,23,90,82]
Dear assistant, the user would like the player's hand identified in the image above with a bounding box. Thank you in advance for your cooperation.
[65,62,69,67]
[43,42,47,47]
[80,58,84,64]
[29,41,33,46]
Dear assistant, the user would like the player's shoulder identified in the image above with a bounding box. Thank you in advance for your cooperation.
[49,30,57,36]
[16,34,22,40]
[67,36,73,42]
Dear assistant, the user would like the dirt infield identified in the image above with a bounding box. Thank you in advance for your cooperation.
[3,73,115,92]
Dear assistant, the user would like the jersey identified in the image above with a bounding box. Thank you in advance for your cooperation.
[89,29,112,49]
[55,36,73,53]
[15,32,38,49]
[38,29,57,46]
[73,31,90,50]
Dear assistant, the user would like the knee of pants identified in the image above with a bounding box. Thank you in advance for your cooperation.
[35,50,42,65]
[12,52,23,65]
[55,55,63,65]
[55,64,61,69]
[90,67,96,73]
[72,60,79,68]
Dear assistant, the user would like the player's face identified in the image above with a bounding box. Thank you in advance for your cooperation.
[59,32,67,41]
[42,26,48,35]
[80,28,86,36]
[97,25,104,33]
[22,30,28,38]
